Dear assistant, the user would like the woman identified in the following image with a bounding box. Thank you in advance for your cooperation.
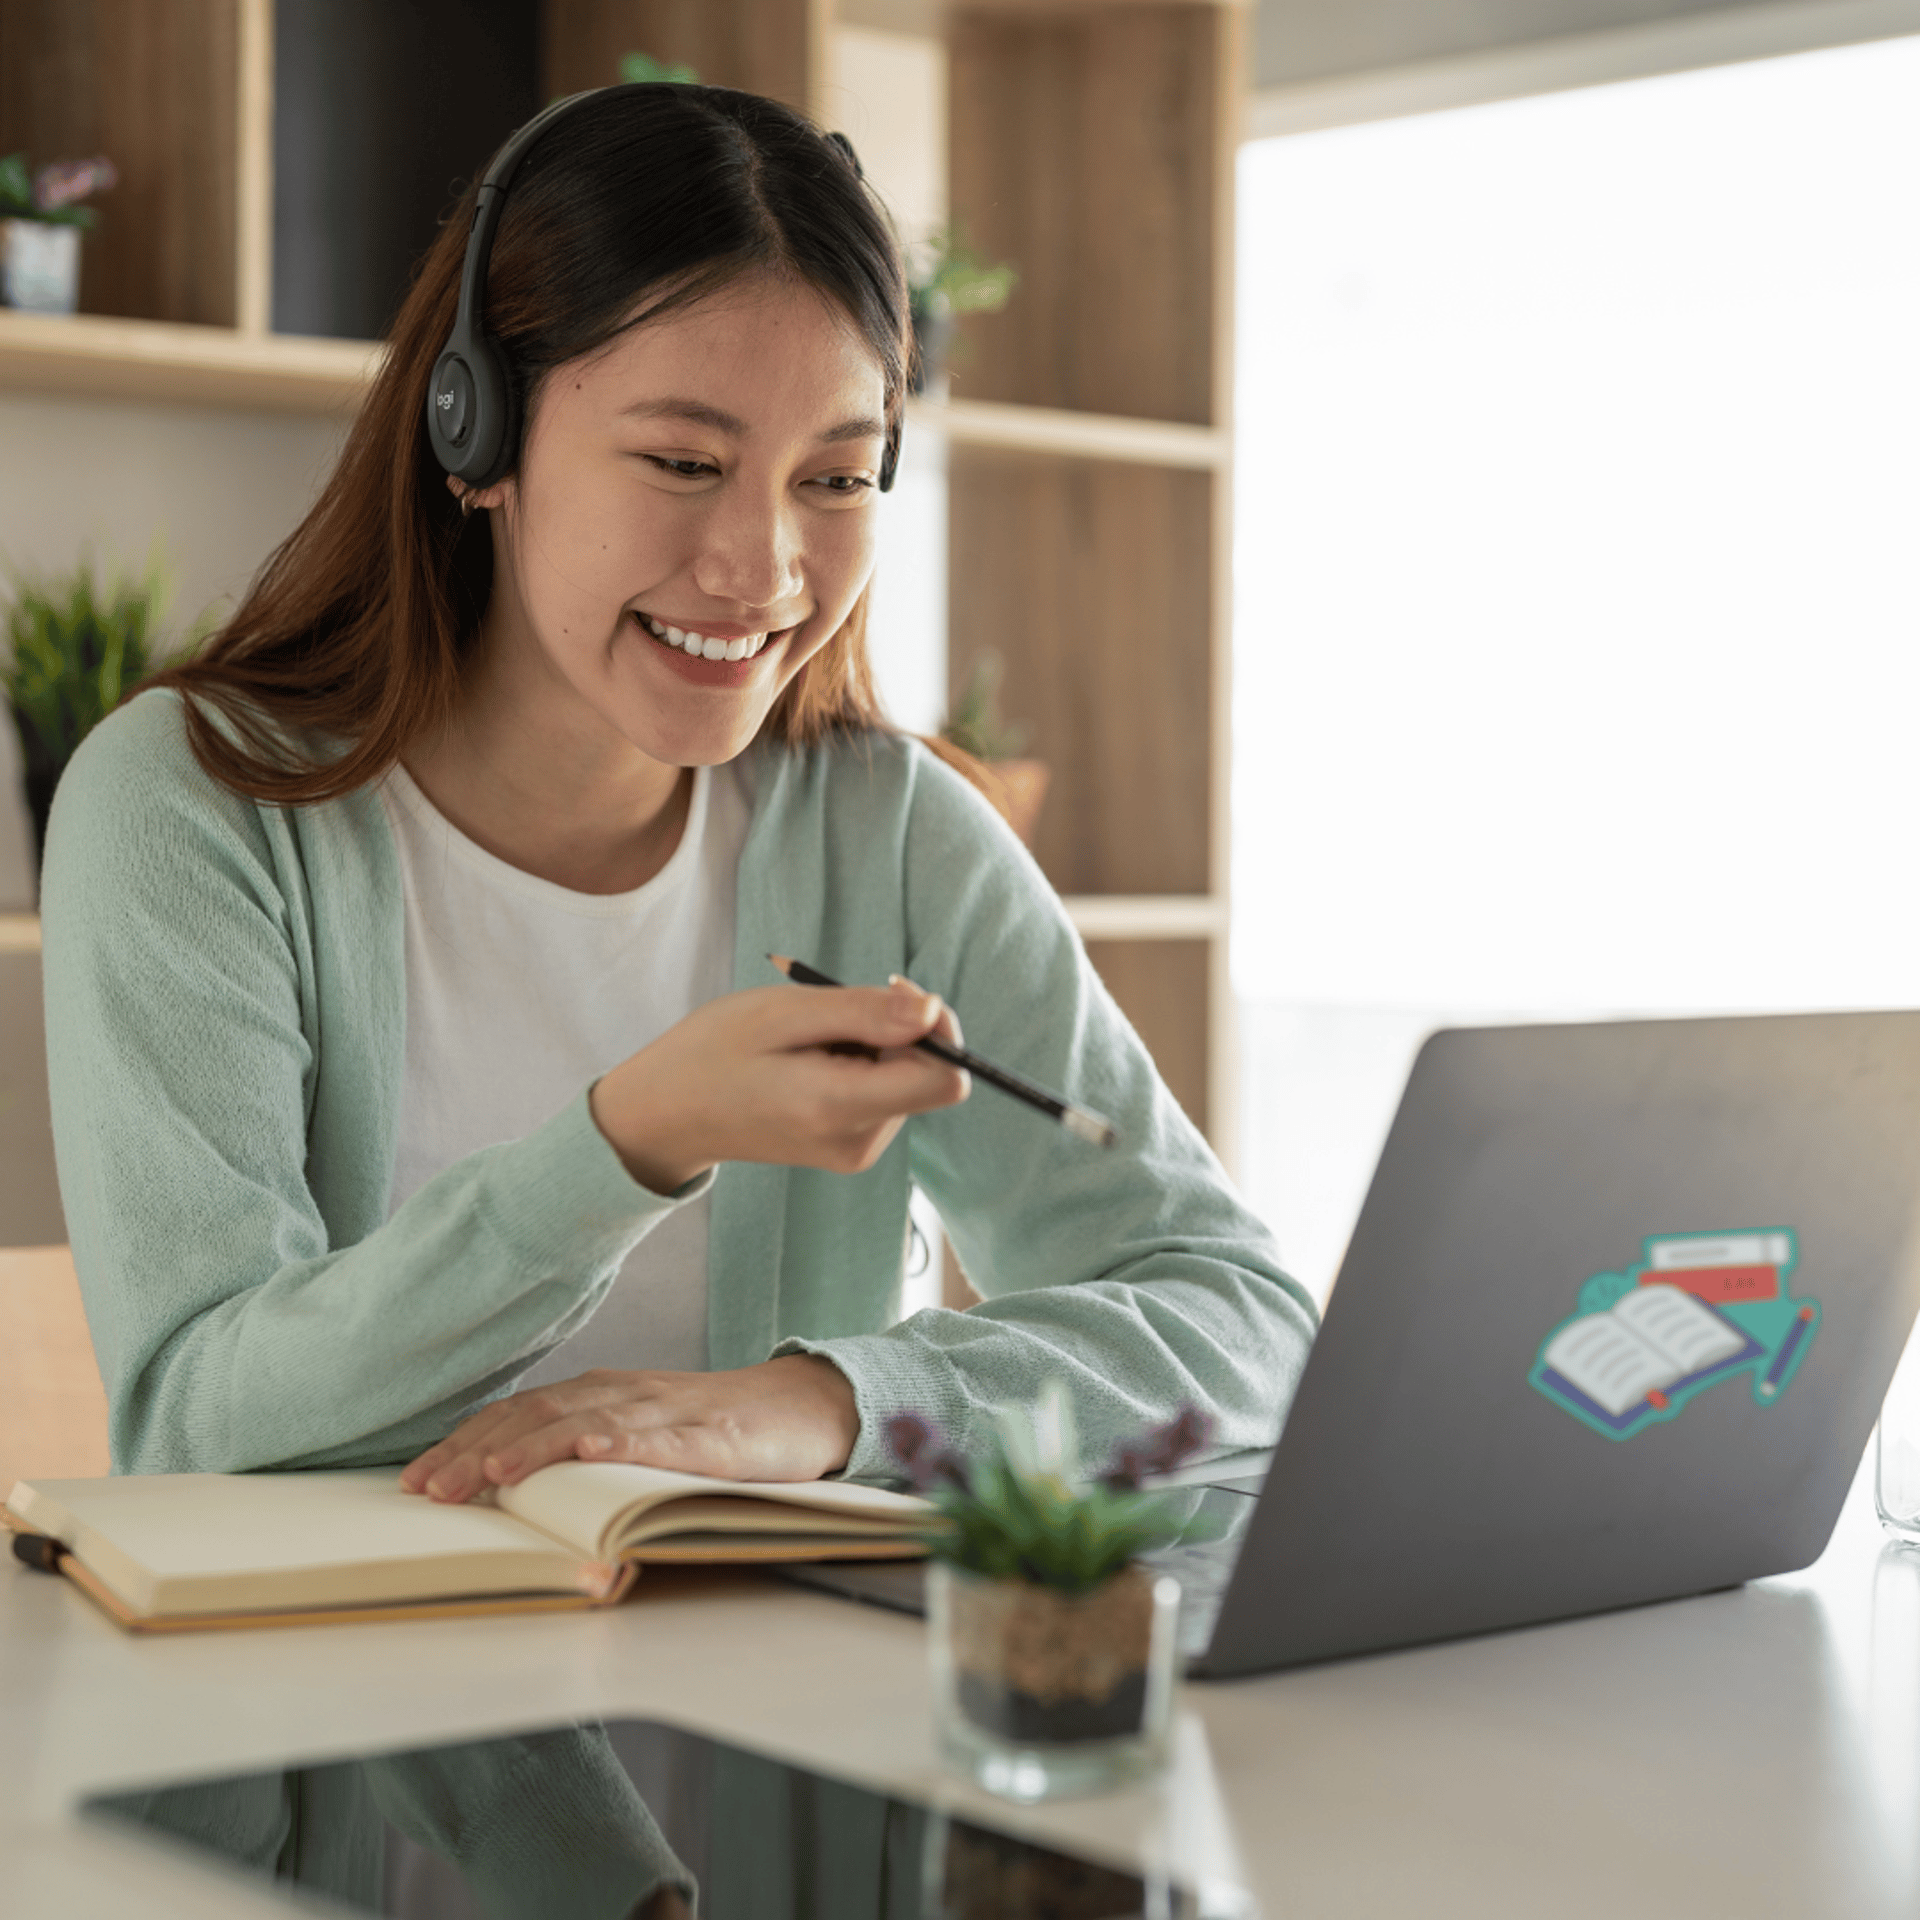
[42,84,1316,1503]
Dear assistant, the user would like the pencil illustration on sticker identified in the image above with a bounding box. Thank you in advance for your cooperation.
[768,955,1118,1147]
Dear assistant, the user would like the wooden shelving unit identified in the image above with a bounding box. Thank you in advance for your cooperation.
[943,1,1241,1158]
[0,0,1241,1166]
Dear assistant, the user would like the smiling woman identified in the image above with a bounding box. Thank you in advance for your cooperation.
[38,86,1315,1531]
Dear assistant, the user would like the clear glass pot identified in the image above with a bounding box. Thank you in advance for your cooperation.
[1877,1312,1920,1541]
[928,1560,1180,1802]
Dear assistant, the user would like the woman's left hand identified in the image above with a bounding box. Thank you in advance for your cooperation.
[398,1354,859,1503]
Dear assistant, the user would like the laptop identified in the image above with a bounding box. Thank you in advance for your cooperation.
[788,1012,1920,1676]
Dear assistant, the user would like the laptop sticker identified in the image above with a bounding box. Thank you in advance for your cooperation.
[1529,1230,1820,1440]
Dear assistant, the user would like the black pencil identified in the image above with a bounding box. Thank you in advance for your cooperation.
[768,955,1118,1148]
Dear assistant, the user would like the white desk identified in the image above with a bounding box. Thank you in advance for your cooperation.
[6,1449,1919,1918]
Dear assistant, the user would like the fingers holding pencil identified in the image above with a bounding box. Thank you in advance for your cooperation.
[768,955,1117,1148]
[589,979,970,1192]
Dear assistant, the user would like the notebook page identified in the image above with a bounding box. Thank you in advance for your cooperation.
[499,1459,929,1561]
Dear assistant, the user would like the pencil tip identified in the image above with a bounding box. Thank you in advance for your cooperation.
[1063,1106,1119,1149]
[767,953,792,975]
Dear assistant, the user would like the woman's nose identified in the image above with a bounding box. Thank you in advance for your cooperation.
[691,484,803,612]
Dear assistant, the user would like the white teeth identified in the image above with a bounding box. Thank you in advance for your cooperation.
[639,614,771,661]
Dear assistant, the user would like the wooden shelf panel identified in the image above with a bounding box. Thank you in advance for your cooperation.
[0,310,382,413]
[0,314,1240,470]
[907,396,1226,469]
[0,900,1222,953]
[1062,895,1223,939]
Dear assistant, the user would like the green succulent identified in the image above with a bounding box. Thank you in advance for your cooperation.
[887,1387,1217,1596]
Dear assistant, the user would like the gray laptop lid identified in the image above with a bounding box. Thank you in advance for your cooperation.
[1194,1012,1920,1678]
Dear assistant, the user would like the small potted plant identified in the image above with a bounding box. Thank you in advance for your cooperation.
[617,51,699,85]
[3,549,207,886]
[941,650,1049,847]
[906,226,1016,396]
[0,152,116,314]
[888,1386,1216,1801]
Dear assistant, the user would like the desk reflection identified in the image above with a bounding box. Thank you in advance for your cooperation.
[86,1717,1193,1919]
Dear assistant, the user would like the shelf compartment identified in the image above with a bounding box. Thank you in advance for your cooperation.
[951,445,1214,898]
[949,1,1229,426]
[0,309,380,412]
[0,0,244,327]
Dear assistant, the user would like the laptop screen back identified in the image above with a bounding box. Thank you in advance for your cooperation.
[1199,1013,1920,1676]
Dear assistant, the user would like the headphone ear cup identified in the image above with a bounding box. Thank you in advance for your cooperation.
[427,326,516,486]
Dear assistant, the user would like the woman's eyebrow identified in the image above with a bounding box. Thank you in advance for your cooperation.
[619,398,749,433]
[618,397,885,444]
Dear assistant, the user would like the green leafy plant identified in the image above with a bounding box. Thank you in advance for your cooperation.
[907,225,1017,323]
[618,51,700,85]
[887,1387,1216,1596]
[940,650,1028,763]
[0,152,116,229]
[3,548,211,866]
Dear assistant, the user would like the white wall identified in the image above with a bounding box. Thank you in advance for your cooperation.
[1234,32,1920,1302]
[0,392,350,906]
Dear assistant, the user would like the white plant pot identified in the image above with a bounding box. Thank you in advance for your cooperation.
[1,219,82,314]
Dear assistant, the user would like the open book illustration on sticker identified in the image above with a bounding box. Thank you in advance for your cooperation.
[1529,1230,1821,1440]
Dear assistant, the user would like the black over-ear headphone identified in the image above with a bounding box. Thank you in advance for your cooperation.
[427,87,901,492]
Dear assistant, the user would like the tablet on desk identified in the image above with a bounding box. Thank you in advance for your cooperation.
[83,1715,1253,1919]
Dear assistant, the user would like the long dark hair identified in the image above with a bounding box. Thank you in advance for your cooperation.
[151,85,915,805]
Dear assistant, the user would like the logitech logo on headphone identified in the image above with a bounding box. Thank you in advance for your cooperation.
[436,389,454,411]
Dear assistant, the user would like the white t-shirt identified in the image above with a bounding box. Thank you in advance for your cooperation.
[379,759,753,1383]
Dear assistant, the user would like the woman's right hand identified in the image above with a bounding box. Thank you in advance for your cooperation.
[588,976,968,1193]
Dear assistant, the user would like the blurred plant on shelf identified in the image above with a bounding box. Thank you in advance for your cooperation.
[0,152,116,314]
[618,51,699,85]
[906,226,1016,395]
[942,650,1028,765]
[2,546,214,880]
[941,650,1049,846]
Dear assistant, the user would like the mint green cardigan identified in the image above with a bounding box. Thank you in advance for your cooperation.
[42,690,1315,1481]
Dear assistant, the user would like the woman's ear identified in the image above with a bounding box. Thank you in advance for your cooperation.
[447,475,511,516]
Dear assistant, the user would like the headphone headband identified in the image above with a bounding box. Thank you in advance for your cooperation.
[426,87,902,492]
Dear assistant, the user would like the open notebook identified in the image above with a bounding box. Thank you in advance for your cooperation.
[2,1461,929,1633]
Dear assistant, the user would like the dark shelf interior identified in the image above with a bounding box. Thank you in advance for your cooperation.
[272,0,542,341]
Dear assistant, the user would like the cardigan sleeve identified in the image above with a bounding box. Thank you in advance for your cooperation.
[776,746,1318,1483]
[40,698,703,1475]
